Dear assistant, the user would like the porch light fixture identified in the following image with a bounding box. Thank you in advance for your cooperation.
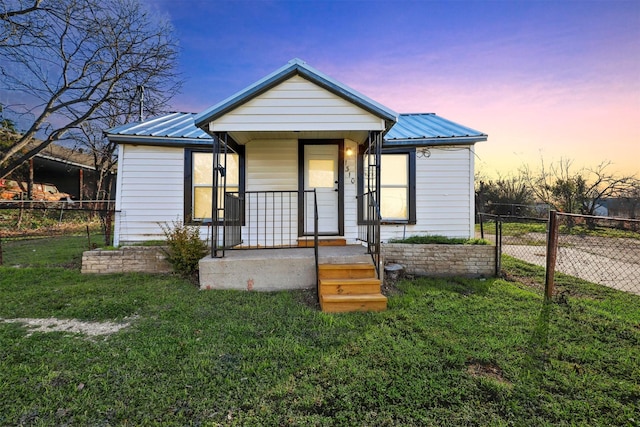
[345,147,354,157]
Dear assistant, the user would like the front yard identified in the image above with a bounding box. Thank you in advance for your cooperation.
[1,260,638,425]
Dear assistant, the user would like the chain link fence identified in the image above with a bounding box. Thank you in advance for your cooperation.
[0,201,114,269]
[551,213,640,296]
[478,211,640,296]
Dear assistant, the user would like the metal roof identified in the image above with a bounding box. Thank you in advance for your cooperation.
[385,114,487,146]
[106,112,487,147]
[194,58,398,129]
[105,112,212,145]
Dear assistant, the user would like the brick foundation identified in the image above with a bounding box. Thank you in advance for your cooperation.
[382,243,496,278]
[81,246,172,274]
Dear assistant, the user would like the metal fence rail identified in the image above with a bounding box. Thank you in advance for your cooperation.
[478,213,549,268]
[0,201,115,268]
[479,212,640,296]
[549,212,640,296]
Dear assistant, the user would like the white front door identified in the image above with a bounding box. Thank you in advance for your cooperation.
[303,144,340,235]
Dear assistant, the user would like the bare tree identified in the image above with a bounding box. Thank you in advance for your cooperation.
[69,85,173,201]
[475,172,535,216]
[521,157,636,221]
[611,178,640,220]
[0,0,180,179]
[0,0,45,45]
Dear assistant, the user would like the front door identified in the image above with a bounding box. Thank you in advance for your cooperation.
[301,141,343,235]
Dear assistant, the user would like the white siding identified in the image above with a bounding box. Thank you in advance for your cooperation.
[246,139,298,191]
[343,139,359,243]
[114,145,185,244]
[210,75,386,132]
[242,139,299,245]
[380,146,475,241]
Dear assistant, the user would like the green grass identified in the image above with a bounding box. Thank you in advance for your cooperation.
[1,234,105,268]
[1,267,638,426]
[557,224,640,240]
[477,220,640,241]
[477,221,548,237]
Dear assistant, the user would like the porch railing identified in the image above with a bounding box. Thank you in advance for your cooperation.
[223,192,242,249]
[313,191,319,304]
[356,190,382,278]
[211,190,318,255]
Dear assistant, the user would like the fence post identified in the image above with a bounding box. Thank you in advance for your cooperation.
[0,233,3,266]
[495,217,502,275]
[545,211,559,300]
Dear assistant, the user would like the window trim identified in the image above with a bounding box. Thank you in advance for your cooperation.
[184,146,245,225]
[357,147,416,225]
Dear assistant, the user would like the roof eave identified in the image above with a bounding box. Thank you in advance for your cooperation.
[106,134,212,147]
[383,135,487,147]
[34,153,97,171]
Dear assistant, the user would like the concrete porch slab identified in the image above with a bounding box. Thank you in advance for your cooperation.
[199,245,372,291]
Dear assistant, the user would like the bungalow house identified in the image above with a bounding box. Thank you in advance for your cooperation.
[106,59,487,311]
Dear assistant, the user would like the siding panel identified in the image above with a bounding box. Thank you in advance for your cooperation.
[211,76,385,132]
[115,145,186,244]
[381,147,474,240]
[246,139,298,192]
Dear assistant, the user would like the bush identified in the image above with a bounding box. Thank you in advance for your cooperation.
[160,220,208,279]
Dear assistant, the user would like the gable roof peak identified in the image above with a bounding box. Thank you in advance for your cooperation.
[194,59,397,129]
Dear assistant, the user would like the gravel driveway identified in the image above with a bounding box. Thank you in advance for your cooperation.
[486,232,640,295]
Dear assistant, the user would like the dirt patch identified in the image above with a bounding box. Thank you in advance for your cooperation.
[293,288,320,310]
[1,317,134,337]
[466,360,512,386]
[381,278,403,297]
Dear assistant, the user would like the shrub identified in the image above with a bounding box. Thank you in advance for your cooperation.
[159,220,208,279]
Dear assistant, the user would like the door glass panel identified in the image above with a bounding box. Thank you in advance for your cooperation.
[308,159,335,188]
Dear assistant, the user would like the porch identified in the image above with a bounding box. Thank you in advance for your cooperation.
[200,244,369,291]
[199,243,387,312]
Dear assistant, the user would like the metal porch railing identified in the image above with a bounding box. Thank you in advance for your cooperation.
[210,188,320,298]
[357,190,382,278]
[211,189,318,253]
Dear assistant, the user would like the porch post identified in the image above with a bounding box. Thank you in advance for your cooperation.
[211,134,220,257]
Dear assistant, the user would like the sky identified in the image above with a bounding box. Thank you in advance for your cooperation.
[144,0,640,178]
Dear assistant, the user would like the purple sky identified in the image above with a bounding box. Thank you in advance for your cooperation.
[147,0,640,178]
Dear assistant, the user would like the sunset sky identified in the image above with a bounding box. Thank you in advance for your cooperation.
[147,0,640,178]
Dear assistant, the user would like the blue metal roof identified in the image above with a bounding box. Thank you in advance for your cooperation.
[194,58,398,129]
[105,112,212,145]
[385,114,487,146]
[106,112,487,147]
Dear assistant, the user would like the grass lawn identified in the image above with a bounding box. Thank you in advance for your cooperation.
[477,220,640,241]
[1,234,105,269]
[1,265,638,426]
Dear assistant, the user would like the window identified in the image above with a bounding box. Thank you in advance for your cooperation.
[358,148,416,224]
[185,148,243,223]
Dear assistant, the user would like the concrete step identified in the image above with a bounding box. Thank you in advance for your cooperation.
[318,263,376,279]
[320,277,381,295]
[321,294,388,313]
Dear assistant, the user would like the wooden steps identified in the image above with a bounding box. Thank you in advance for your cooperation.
[298,237,346,247]
[318,263,387,313]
